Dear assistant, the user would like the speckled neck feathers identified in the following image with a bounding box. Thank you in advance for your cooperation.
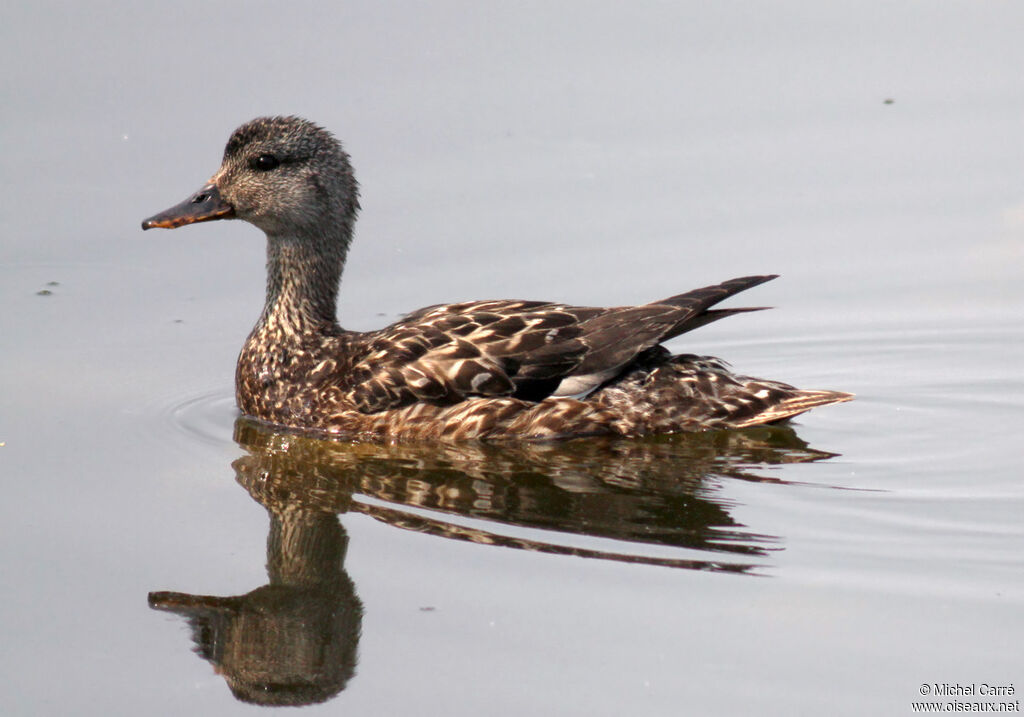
[262,227,347,333]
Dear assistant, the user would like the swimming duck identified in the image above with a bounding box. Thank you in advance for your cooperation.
[142,116,851,440]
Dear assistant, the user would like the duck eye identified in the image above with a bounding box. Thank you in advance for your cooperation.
[251,154,280,171]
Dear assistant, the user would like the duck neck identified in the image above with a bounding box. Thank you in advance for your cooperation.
[260,226,351,337]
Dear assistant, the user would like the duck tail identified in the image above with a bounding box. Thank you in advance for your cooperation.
[588,352,853,434]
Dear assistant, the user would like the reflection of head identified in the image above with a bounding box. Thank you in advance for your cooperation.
[149,510,362,706]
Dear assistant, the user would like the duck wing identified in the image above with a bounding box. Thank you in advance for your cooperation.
[345,275,777,413]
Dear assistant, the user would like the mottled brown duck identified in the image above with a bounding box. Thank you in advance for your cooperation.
[142,116,851,440]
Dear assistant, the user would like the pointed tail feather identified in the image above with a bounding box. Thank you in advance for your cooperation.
[658,274,778,311]
[658,275,778,341]
[666,306,770,338]
[730,390,855,428]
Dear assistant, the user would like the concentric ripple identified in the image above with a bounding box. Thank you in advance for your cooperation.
[163,387,239,448]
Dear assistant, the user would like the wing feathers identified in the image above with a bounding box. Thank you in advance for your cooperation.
[346,276,777,413]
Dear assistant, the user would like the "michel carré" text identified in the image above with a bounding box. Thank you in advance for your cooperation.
[932,683,1014,696]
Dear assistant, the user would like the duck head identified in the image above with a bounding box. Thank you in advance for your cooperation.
[141,116,360,238]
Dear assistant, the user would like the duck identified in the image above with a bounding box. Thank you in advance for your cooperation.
[142,116,852,441]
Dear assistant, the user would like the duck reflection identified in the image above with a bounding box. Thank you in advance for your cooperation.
[149,418,840,705]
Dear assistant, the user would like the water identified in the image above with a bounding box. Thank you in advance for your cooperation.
[2,3,1023,715]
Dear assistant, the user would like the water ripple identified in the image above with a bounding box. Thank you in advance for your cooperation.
[163,387,239,448]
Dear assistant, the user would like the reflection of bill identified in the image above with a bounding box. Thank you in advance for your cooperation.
[149,416,844,706]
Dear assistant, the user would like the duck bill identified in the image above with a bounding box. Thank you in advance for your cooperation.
[141,183,235,230]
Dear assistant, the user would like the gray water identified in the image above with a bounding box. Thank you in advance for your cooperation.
[2,2,1023,715]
